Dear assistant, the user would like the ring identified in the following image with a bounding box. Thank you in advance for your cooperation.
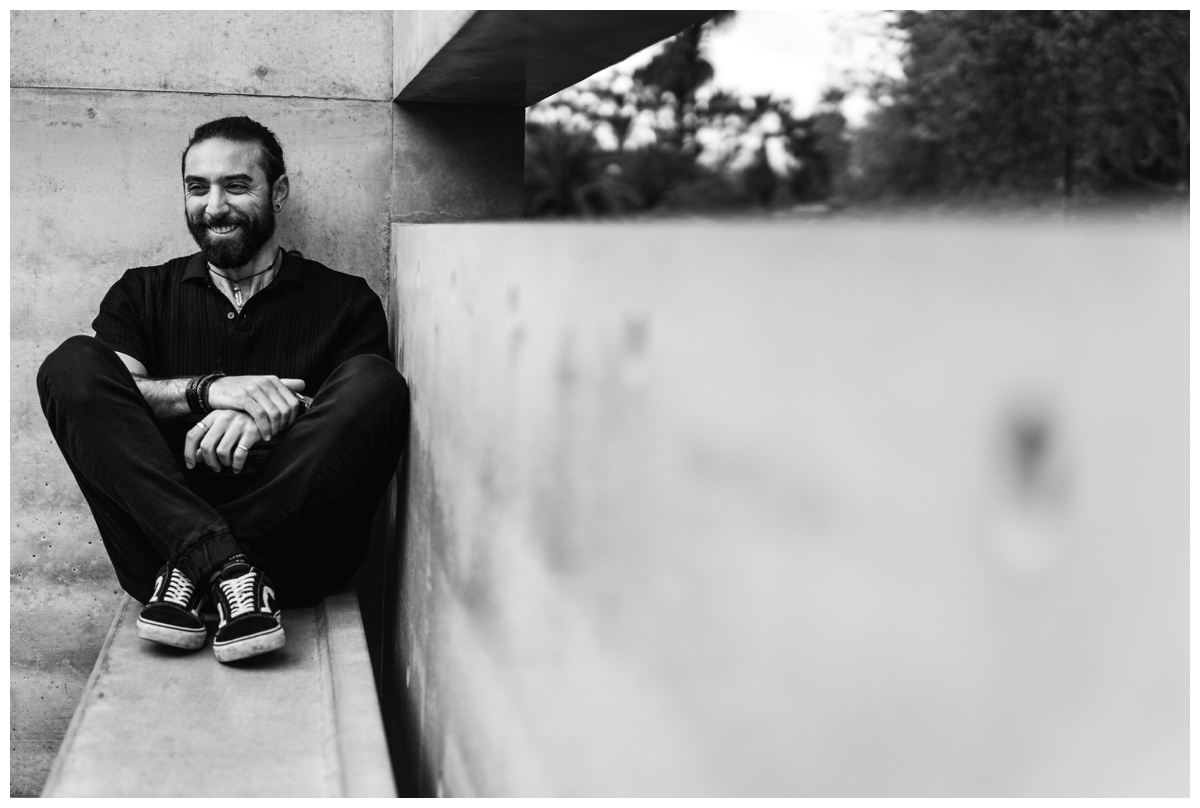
[236,444,251,452]
[195,422,208,431]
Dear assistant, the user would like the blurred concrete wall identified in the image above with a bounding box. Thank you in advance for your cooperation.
[9,10,394,795]
[388,218,1188,796]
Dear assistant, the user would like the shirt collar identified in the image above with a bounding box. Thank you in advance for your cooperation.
[182,247,303,287]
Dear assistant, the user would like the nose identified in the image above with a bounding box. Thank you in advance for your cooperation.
[205,188,229,220]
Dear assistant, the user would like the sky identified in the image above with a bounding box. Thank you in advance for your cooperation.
[535,10,905,169]
[591,10,904,128]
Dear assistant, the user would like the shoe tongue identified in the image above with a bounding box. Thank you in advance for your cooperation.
[219,562,252,581]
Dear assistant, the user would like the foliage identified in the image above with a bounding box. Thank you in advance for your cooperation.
[524,13,850,218]
[523,122,642,217]
[850,11,1189,201]
[526,11,1186,215]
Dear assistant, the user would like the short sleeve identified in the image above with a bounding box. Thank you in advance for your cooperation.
[331,280,393,367]
[92,269,151,367]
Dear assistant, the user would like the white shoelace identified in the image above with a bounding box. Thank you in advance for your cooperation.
[219,571,259,619]
[162,569,195,607]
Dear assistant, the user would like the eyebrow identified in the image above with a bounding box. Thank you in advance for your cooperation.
[183,173,255,184]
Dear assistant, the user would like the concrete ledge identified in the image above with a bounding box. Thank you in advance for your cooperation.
[395,11,715,106]
[41,592,395,797]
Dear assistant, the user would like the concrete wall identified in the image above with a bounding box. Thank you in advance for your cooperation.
[10,11,394,796]
[14,9,1190,798]
[388,217,1188,796]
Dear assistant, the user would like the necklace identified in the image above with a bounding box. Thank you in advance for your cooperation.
[208,262,276,310]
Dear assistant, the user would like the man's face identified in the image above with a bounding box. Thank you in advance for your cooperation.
[183,138,276,270]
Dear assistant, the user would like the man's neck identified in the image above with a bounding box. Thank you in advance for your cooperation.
[209,236,280,283]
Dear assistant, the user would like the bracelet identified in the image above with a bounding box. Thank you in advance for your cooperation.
[185,376,204,415]
[196,372,226,414]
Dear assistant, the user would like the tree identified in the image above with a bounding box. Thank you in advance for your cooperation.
[633,11,737,158]
[849,11,1189,201]
[524,122,641,217]
[523,11,853,217]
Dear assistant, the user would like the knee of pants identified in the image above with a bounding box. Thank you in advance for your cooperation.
[37,335,122,410]
[325,354,410,418]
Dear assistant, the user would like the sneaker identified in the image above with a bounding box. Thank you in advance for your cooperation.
[210,558,284,663]
[136,564,208,650]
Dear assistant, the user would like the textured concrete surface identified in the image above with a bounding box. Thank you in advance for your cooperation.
[393,10,473,102]
[42,592,394,797]
[391,101,524,224]
[389,217,1188,796]
[9,581,124,798]
[11,14,393,795]
[11,11,393,100]
[394,11,714,106]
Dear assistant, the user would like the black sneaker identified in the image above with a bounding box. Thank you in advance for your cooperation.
[136,564,208,650]
[210,558,284,663]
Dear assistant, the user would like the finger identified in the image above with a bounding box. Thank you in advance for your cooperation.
[244,386,284,439]
[230,428,258,474]
[244,380,288,437]
[200,439,221,472]
[241,398,274,442]
[216,429,242,469]
[184,420,209,469]
[202,437,222,472]
[273,378,305,428]
[258,383,297,437]
[198,423,224,472]
[273,378,305,425]
[276,388,303,430]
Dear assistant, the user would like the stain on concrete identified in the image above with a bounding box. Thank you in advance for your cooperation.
[620,314,652,388]
[507,323,525,366]
[623,315,649,355]
[254,64,270,80]
[553,329,577,387]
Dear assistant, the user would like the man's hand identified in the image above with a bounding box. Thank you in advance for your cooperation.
[185,410,264,473]
[206,375,306,440]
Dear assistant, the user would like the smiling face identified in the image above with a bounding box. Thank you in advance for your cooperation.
[183,138,282,270]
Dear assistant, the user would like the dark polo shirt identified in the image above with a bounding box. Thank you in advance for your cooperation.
[92,249,391,396]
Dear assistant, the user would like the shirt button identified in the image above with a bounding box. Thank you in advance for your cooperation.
[227,312,235,320]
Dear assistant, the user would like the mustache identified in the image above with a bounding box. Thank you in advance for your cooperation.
[195,214,246,228]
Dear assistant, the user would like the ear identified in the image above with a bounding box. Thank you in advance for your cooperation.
[271,174,290,211]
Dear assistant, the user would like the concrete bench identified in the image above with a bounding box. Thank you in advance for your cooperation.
[40,591,395,797]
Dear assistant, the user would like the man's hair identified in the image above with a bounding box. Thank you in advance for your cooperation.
[181,116,287,187]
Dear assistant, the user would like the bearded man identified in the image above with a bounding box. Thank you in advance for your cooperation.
[37,116,408,663]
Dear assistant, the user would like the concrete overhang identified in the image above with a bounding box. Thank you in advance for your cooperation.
[395,10,716,107]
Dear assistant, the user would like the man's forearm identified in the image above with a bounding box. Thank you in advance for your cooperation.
[131,375,194,420]
[134,372,311,435]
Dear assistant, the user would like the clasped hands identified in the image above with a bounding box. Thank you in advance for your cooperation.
[185,374,307,473]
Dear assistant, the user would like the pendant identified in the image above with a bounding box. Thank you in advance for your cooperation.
[233,284,243,309]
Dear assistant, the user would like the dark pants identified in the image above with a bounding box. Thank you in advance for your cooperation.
[37,335,409,607]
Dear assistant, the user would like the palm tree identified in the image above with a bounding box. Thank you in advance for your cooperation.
[633,12,737,159]
[524,122,642,217]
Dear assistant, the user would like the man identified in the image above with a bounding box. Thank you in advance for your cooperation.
[37,116,408,663]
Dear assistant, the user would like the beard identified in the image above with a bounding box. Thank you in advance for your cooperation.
[186,199,276,270]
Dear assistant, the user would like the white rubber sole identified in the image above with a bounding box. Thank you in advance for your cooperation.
[136,617,207,651]
[212,624,285,663]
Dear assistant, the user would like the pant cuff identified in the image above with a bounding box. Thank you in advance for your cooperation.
[174,530,242,585]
